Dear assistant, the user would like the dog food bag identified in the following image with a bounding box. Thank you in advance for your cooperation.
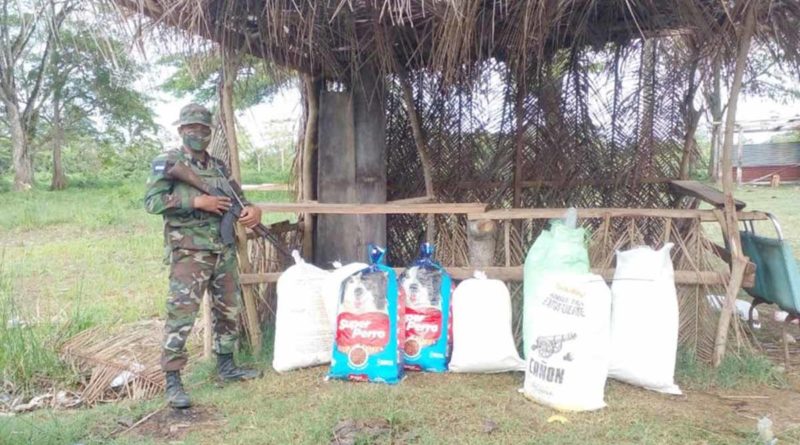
[322,261,368,333]
[399,243,453,372]
[449,272,525,373]
[609,244,682,395]
[273,251,333,372]
[522,273,611,411]
[328,245,405,384]
[523,215,590,359]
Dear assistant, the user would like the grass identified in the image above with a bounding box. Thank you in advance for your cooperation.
[0,179,798,444]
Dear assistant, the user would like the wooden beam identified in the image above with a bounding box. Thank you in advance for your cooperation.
[470,208,769,222]
[242,267,736,285]
[256,202,487,214]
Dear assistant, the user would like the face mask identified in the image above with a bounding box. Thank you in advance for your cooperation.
[182,130,211,152]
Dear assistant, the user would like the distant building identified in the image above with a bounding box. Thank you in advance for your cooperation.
[738,142,800,182]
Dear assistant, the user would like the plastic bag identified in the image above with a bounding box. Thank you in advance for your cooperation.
[399,243,453,372]
[273,251,333,372]
[328,245,405,384]
[523,209,589,357]
[609,244,681,395]
[449,272,525,373]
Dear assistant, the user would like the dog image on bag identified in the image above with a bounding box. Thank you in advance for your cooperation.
[340,272,387,315]
[401,267,441,309]
[399,243,453,373]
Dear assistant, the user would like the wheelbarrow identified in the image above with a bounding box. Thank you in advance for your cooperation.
[740,213,800,323]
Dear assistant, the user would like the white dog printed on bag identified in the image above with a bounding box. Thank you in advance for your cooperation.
[340,272,387,315]
[401,267,441,309]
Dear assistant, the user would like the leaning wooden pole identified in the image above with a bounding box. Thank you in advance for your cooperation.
[220,47,262,353]
[398,66,437,242]
[713,5,756,367]
[302,75,320,259]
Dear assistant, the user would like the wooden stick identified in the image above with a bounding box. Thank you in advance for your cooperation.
[236,226,262,354]
[202,293,212,359]
[112,406,164,438]
[241,183,290,192]
[713,4,756,368]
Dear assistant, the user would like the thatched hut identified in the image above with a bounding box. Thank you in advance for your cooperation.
[111,0,800,364]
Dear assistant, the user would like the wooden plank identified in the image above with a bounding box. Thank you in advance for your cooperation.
[315,90,359,263]
[470,208,768,222]
[241,183,290,192]
[352,64,387,260]
[256,202,487,214]
[668,180,746,210]
[242,267,734,285]
[470,208,707,220]
[708,242,757,288]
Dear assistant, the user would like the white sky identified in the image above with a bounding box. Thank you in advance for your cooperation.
[141,57,797,148]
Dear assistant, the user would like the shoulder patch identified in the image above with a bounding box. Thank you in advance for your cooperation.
[151,159,167,174]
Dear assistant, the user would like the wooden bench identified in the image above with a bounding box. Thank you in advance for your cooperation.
[668,180,746,210]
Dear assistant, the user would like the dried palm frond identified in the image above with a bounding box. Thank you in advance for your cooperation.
[60,320,201,405]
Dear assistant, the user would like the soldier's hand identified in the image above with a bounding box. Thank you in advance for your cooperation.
[239,206,262,228]
[192,195,232,215]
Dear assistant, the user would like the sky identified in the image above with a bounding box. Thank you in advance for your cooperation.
[141,58,798,149]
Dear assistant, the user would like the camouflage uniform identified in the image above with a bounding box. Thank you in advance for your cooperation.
[145,140,251,372]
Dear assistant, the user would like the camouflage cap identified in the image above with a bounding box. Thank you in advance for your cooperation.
[173,103,212,127]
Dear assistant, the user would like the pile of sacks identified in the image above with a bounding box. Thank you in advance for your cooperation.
[521,211,681,411]
[274,213,683,409]
[273,243,524,384]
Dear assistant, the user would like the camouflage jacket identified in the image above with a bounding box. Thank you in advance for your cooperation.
[144,148,251,253]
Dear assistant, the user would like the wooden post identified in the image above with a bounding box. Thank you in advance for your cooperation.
[237,226,262,354]
[467,220,497,267]
[302,75,320,258]
[713,5,756,368]
[315,65,387,264]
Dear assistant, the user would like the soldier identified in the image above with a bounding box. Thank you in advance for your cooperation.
[145,103,261,409]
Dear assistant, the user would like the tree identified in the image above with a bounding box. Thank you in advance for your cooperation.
[42,22,157,189]
[0,0,75,190]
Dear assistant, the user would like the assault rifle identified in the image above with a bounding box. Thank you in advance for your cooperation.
[164,160,291,259]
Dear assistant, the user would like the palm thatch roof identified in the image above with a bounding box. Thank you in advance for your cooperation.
[110,1,800,84]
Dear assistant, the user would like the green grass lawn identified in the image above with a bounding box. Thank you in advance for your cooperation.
[1,181,799,445]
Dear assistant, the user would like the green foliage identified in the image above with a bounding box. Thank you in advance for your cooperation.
[676,348,786,390]
[769,131,800,144]
[159,52,288,110]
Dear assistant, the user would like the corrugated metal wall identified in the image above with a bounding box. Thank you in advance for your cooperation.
[741,142,800,166]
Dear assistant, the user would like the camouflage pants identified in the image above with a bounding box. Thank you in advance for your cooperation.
[161,247,241,372]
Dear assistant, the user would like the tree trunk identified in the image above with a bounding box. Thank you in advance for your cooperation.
[679,50,701,180]
[707,56,723,182]
[7,101,34,191]
[50,96,67,191]
[713,5,756,368]
[637,39,657,179]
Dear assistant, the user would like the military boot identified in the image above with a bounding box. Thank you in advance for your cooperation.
[165,371,191,409]
[216,353,261,381]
